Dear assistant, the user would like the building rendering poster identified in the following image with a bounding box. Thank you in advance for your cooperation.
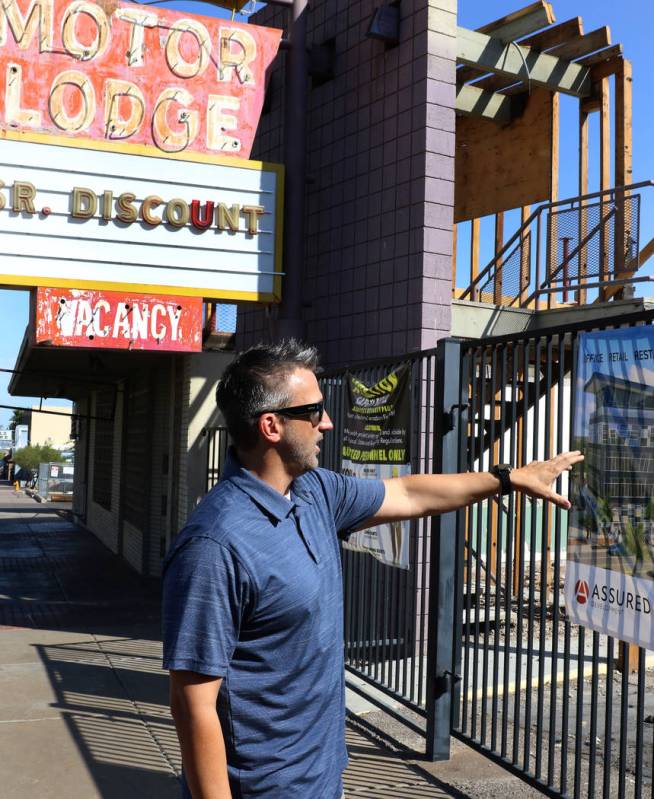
[341,366,411,570]
[565,327,654,649]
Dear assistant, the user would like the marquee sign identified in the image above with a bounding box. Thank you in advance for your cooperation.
[35,286,203,351]
[0,134,283,300]
[0,0,282,158]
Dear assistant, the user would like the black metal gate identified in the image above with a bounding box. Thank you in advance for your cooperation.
[319,352,445,744]
[446,309,654,798]
[205,314,654,796]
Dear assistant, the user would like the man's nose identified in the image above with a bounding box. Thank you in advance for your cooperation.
[319,410,334,431]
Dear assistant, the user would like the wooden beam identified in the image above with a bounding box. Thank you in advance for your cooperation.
[613,59,633,289]
[599,77,610,302]
[615,60,633,189]
[457,27,591,98]
[456,3,561,85]
[637,236,654,270]
[578,108,589,304]
[548,94,560,308]
[456,84,513,123]
[494,213,505,305]
[547,27,611,62]
[464,28,609,96]
[477,1,555,43]
[519,16,583,49]
[590,54,624,82]
[461,72,522,97]
[520,205,531,306]
[470,218,481,292]
[551,92,559,202]
[579,43,622,67]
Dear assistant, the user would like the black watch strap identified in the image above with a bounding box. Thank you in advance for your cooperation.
[490,464,513,496]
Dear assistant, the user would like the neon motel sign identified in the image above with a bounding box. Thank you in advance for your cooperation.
[0,0,282,156]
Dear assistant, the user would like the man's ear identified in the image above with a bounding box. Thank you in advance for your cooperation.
[257,412,283,444]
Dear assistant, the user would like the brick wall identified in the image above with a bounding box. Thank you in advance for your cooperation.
[239,0,456,366]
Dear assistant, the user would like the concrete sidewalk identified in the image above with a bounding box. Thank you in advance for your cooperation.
[0,483,537,798]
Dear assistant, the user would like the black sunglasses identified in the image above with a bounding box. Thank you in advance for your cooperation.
[258,400,325,425]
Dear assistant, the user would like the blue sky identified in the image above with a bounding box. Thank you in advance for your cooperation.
[0,0,652,426]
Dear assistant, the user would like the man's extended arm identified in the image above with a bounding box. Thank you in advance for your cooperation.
[364,451,583,526]
[169,670,231,799]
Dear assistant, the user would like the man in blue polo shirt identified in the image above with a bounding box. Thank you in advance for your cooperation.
[163,341,582,799]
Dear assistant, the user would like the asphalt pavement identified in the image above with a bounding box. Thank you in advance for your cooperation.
[0,482,540,798]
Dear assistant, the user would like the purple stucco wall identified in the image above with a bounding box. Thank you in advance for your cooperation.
[239,0,456,367]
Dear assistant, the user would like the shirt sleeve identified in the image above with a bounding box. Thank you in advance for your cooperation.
[316,469,386,537]
[162,535,252,677]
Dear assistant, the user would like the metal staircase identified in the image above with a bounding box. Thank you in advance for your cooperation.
[459,182,654,309]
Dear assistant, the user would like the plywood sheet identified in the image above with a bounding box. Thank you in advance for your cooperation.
[455,88,554,223]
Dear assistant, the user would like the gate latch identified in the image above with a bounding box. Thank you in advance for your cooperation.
[443,403,469,433]
[434,669,462,695]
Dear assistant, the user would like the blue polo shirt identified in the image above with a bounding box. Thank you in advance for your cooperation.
[162,451,385,799]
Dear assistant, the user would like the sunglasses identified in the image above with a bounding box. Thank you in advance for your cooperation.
[258,400,325,426]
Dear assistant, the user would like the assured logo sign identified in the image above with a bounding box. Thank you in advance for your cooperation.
[35,286,203,351]
[574,579,590,604]
[0,0,282,158]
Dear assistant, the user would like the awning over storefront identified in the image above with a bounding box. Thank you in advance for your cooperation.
[8,328,175,402]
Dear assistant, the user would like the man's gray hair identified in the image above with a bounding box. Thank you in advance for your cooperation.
[216,340,320,450]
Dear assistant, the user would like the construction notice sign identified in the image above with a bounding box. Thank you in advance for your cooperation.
[566,327,654,650]
[0,0,282,158]
[35,287,202,351]
[341,365,411,570]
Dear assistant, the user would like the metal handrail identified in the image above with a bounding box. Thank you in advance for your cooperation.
[459,180,654,305]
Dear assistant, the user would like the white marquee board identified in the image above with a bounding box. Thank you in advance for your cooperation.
[0,133,283,302]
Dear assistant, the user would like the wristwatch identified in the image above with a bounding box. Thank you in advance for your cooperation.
[490,464,513,496]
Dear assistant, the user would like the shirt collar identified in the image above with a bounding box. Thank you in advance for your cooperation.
[222,447,312,522]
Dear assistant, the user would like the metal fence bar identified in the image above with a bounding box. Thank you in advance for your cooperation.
[636,648,646,798]
[426,338,466,760]
[502,339,519,759]
[491,345,505,754]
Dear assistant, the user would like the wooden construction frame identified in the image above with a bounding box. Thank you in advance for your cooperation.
[453,2,638,673]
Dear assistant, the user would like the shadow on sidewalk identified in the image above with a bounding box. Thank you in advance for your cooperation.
[0,490,179,798]
[34,636,180,797]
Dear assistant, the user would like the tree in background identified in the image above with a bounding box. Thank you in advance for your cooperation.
[579,510,597,542]
[8,409,30,432]
[595,496,613,543]
[13,444,62,473]
[623,520,645,576]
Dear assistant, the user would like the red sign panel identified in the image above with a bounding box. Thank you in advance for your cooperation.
[35,287,202,352]
[0,0,282,158]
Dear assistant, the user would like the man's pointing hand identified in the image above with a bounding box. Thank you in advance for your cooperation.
[510,451,584,510]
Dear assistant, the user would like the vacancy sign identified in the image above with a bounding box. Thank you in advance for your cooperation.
[35,287,202,351]
[0,0,282,158]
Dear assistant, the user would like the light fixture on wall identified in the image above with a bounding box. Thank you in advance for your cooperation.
[366,5,400,45]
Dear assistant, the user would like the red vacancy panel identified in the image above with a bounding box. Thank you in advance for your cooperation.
[35,287,202,352]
